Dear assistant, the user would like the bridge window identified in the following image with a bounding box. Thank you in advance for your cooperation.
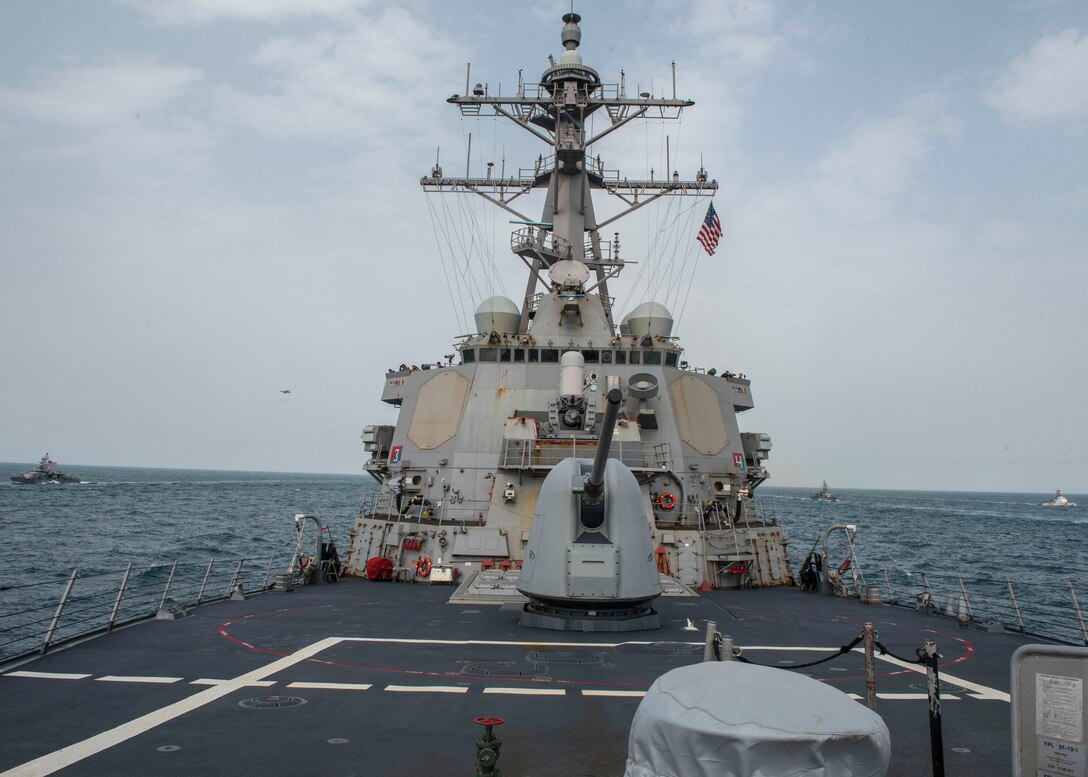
[582,349,599,363]
[665,352,678,367]
[528,349,539,362]
[541,349,559,363]
[601,351,613,364]
[629,351,640,365]
[462,349,475,364]
[479,348,498,362]
[513,349,525,363]
[500,348,512,362]
[614,351,626,365]
[644,351,662,365]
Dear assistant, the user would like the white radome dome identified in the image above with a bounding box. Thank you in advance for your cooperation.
[623,301,674,337]
[474,296,520,334]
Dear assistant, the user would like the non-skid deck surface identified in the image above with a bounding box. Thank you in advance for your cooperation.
[0,579,1033,776]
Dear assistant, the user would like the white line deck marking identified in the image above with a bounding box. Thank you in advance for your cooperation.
[385,685,468,694]
[96,676,182,684]
[483,687,565,696]
[0,633,1013,777]
[287,682,372,691]
[858,649,1010,702]
[877,693,960,701]
[1,637,342,777]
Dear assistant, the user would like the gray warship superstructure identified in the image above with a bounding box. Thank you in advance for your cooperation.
[346,13,789,590]
[9,453,80,484]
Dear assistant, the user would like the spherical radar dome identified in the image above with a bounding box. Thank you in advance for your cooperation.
[622,301,674,338]
[474,296,521,334]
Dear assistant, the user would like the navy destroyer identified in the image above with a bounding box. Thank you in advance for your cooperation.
[347,11,787,593]
[0,13,1078,777]
[9,454,80,485]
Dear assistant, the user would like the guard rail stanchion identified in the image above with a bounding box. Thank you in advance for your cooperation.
[863,622,877,711]
[262,554,276,591]
[227,556,245,597]
[1005,577,1025,633]
[921,639,945,777]
[158,560,179,611]
[108,563,133,631]
[196,559,214,605]
[1068,582,1088,646]
[41,569,79,655]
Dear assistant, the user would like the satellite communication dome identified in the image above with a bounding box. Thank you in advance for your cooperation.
[474,296,520,334]
[623,301,674,337]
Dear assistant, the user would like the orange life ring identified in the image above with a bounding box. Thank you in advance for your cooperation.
[658,492,676,511]
[416,557,432,577]
[837,558,852,574]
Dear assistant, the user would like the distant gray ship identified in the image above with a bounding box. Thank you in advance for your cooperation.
[811,480,838,502]
[9,453,80,484]
[1042,489,1076,507]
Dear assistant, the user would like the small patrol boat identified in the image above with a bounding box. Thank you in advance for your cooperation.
[811,480,838,502]
[9,453,81,484]
[1042,489,1076,507]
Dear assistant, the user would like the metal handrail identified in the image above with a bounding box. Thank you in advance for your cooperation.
[0,554,294,665]
[871,566,1088,647]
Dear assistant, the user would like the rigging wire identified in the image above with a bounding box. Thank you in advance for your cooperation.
[424,193,469,334]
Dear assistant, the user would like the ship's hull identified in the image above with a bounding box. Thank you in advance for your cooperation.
[10,473,80,484]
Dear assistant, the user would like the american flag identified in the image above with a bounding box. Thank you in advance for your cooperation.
[696,202,722,256]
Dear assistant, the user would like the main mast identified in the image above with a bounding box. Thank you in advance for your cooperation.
[421,13,717,337]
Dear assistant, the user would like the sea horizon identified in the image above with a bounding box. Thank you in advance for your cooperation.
[2,459,1083,498]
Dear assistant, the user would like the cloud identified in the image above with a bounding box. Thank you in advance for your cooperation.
[213,6,460,143]
[676,0,787,71]
[0,58,203,128]
[803,93,958,224]
[984,27,1088,125]
[116,0,372,25]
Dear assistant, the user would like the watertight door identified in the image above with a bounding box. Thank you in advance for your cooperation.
[677,542,698,586]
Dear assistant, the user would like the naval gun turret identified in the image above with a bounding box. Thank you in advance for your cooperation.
[518,387,663,631]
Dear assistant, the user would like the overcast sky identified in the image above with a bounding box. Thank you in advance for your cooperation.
[1,1,1086,492]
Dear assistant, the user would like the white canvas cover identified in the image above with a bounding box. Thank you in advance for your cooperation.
[625,661,890,777]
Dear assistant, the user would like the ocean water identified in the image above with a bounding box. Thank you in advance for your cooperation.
[1,466,1085,655]
[759,486,1088,644]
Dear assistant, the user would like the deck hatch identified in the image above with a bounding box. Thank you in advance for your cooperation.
[238,695,308,709]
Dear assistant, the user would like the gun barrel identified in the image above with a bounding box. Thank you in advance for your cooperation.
[583,388,623,503]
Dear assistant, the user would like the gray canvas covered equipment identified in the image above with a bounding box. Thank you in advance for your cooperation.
[625,661,890,777]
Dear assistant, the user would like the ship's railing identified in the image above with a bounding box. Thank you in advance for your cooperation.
[0,554,295,666]
[518,153,617,182]
[882,568,1088,646]
[832,565,1088,647]
[499,438,671,472]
